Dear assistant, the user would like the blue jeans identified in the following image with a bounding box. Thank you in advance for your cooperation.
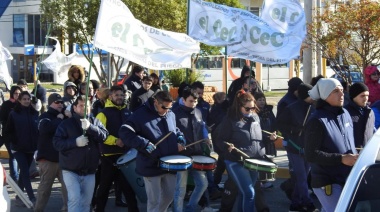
[225,160,257,212]
[287,152,313,206]
[13,151,35,201]
[62,170,95,212]
[173,169,208,212]
[5,142,18,181]
[313,184,343,212]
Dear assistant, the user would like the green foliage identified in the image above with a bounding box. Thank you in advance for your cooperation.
[164,69,204,87]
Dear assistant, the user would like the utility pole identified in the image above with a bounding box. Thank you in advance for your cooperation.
[303,1,316,83]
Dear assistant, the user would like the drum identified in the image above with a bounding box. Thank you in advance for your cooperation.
[159,155,193,171]
[191,155,217,171]
[243,159,278,181]
[117,149,147,203]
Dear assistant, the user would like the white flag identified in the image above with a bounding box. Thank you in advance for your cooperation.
[0,41,14,90]
[93,0,200,70]
[261,0,306,37]
[42,37,78,77]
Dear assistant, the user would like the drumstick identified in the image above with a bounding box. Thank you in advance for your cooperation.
[184,138,207,148]
[224,142,250,159]
[261,130,284,139]
[154,131,173,147]
[299,105,311,136]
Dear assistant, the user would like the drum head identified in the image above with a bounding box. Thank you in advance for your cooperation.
[160,155,192,164]
[245,159,276,167]
[192,155,216,163]
[117,148,138,165]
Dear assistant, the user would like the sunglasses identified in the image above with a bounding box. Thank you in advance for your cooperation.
[161,105,172,110]
[54,101,64,104]
[244,107,255,112]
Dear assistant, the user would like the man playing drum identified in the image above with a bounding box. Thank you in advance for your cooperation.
[94,85,139,212]
[119,91,185,212]
[172,88,214,212]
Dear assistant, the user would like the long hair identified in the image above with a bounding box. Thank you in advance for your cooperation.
[227,90,256,120]
[9,86,22,100]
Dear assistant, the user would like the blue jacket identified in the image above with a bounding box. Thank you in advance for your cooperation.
[119,98,179,177]
[196,98,210,125]
[32,84,47,104]
[37,107,65,162]
[304,102,357,187]
[53,113,108,175]
[5,105,38,153]
[173,104,207,157]
[216,114,265,162]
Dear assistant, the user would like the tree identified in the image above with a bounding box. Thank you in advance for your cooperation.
[40,0,243,84]
[308,0,380,77]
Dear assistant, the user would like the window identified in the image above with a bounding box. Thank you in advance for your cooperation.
[13,14,25,46]
[348,164,380,211]
[28,15,49,46]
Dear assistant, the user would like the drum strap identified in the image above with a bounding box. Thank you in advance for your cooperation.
[288,139,304,154]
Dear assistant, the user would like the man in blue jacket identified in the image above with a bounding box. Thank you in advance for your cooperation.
[119,91,185,212]
[53,95,108,212]
[35,93,68,212]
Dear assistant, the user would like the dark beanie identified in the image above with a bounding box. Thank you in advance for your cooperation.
[288,77,303,93]
[298,83,313,100]
[349,82,368,100]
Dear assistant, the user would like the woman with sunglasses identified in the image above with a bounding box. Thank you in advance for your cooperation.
[216,90,265,212]
[364,65,380,106]
[4,91,39,204]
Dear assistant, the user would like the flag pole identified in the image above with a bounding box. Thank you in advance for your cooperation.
[186,0,191,84]
[34,23,52,97]
[83,46,94,135]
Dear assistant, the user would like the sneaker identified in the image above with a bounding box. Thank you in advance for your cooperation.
[261,182,274,189]
[289,204,306,212]
[201,206,218,212]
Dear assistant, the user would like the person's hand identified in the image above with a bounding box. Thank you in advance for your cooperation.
[269,131,277,141]
[31,96,38,104]
[116,138,124,147]
[57,114,64,119]
[145,142,156,153]
[227,143,235,152]
[64,110,72,118]
[341,154,359,166]
[178,143,186,152]
[76,135,89,147]
[80,119,91,130]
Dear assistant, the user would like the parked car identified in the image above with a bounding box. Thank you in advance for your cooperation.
[114,73,128,86]
[330,71,364,84]
[0,162,10,212]
[335,130,380,211]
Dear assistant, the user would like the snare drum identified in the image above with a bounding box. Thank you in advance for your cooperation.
[243,159,278,181]
[159,155,193,171]
[191,155,217,171]
[117,149,147,203]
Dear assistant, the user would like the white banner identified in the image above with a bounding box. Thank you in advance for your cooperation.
[0,41,14,90]
[188,0,306,64]
[42,37,78,78]
[93,0,200,70]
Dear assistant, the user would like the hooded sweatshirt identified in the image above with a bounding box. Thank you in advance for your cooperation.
[364,66,380,105]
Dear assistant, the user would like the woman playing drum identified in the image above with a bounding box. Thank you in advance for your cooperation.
[216,90,265,212]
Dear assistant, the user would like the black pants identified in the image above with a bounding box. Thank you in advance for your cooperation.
[95,155,139,212]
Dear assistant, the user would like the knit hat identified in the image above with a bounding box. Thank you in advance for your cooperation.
[288,77,303,93]
[48,93,63,105]
[309,78,342,100]
[349,82,369,100]
[297,83,313,100]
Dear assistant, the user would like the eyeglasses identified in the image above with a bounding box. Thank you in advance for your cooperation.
[54,101,64,104]
[244,107,255,112]
[161,105,172,110]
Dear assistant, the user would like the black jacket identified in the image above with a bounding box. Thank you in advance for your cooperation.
[344,100,375,147]
[37,107,65,162]
[53,113,108,175]
[32,84,47,104]
[5,105,39,153]
[129,88,154,111]
[0,100,16,138]
[124,74,142,93]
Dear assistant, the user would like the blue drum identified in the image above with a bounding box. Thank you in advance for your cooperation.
[159,155,193,171]
[117,149,147,203]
